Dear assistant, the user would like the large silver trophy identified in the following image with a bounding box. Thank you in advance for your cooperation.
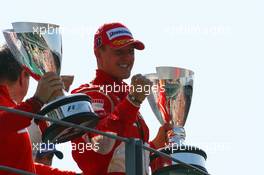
[146,67,208,175]
[3,22,99,143]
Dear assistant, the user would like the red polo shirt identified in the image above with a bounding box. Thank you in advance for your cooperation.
[0,85,76,175]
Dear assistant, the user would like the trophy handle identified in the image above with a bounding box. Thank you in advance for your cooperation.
[61,75,74,92]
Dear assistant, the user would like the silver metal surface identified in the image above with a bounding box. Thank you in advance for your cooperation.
[2,22,98,143]
[171,152,206,169]
[45,100,94,121]
[146,66,194,144]
[3,22,62,79]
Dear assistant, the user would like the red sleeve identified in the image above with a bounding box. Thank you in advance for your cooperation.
[0,97,43,133]
[38,120,49,134]
[83,91,139,136]
[71,89,141,173]
[109,97,139,124]
[34,163,77,175]
[149,141,157,150]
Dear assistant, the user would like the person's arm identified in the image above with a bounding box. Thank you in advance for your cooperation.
[0,72,64,134]
[37,119,49,134]
[35,163,78,175]
[71,74,152,156]
[149,123,172,149]
[0,97,43,133]
[104,95,140,125]
[74,91,139,155]
[108,73,153,125]
[91,75,153,152]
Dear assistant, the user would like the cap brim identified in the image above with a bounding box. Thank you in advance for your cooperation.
[110,39,145,50]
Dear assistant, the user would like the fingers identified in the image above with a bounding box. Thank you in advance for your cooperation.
[167,130,175,138]
[129,74,153,105]
[131,74,140,82]
[131,74,153,90]
[41,72,58,80]
[34,72,64,103]
[41,72,61,82]
[163,123,173,131]
[158,123,174,144]
[49,83,64,91]
[152,123,171,148]
[132,74,153,86]
[47,78,64,88]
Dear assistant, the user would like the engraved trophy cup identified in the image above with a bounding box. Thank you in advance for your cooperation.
[145,66,208,175]
[3,22,99,143]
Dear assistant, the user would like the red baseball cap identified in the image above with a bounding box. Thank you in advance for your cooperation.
[94,22,145,51]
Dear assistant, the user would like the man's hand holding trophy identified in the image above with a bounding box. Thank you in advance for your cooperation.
[128,74,153,106]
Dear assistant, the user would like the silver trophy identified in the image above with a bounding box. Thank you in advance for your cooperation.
[145,67,208,174]
[3,22,99,143]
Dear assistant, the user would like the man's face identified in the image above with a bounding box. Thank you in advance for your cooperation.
[97,44,135,81]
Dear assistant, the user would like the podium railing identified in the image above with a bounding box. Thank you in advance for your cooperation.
[0,106,210,175]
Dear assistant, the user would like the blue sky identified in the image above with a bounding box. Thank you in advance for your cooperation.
[1,0,264,174]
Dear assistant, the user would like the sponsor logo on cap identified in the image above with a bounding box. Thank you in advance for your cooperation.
[106,27,133,40]
[112,39,131,46]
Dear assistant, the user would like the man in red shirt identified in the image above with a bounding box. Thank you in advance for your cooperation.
[71,22,169,175]
[0,44,78,175]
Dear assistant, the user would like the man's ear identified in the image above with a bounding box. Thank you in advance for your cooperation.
[18,71,24,86]
[18,69,28,86]
[95,49,103,68]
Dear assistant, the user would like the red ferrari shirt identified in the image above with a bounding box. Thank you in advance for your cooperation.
[71,70,154,175]
[0,85,76,175]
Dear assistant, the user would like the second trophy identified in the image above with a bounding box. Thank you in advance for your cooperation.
[145,66,208,175]
[3,22,99,143]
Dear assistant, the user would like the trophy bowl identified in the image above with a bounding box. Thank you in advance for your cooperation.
[3,22,99,143]
[145,66,208,174]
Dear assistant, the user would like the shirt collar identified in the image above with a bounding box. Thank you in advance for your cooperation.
[92,69,129,98]
[0,85,10,97]
[92,69,125,86]
[0,84,14,104]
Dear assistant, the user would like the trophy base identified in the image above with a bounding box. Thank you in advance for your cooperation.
[152,164,206,175]
[40,94,99,143]
[151,145,207,175]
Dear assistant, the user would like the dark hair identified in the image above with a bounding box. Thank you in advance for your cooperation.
[0,44,23,82]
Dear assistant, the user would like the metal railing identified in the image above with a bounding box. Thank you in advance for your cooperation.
[0,106,210,175]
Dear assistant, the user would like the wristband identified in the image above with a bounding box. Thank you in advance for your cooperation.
[32,95,44,106]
